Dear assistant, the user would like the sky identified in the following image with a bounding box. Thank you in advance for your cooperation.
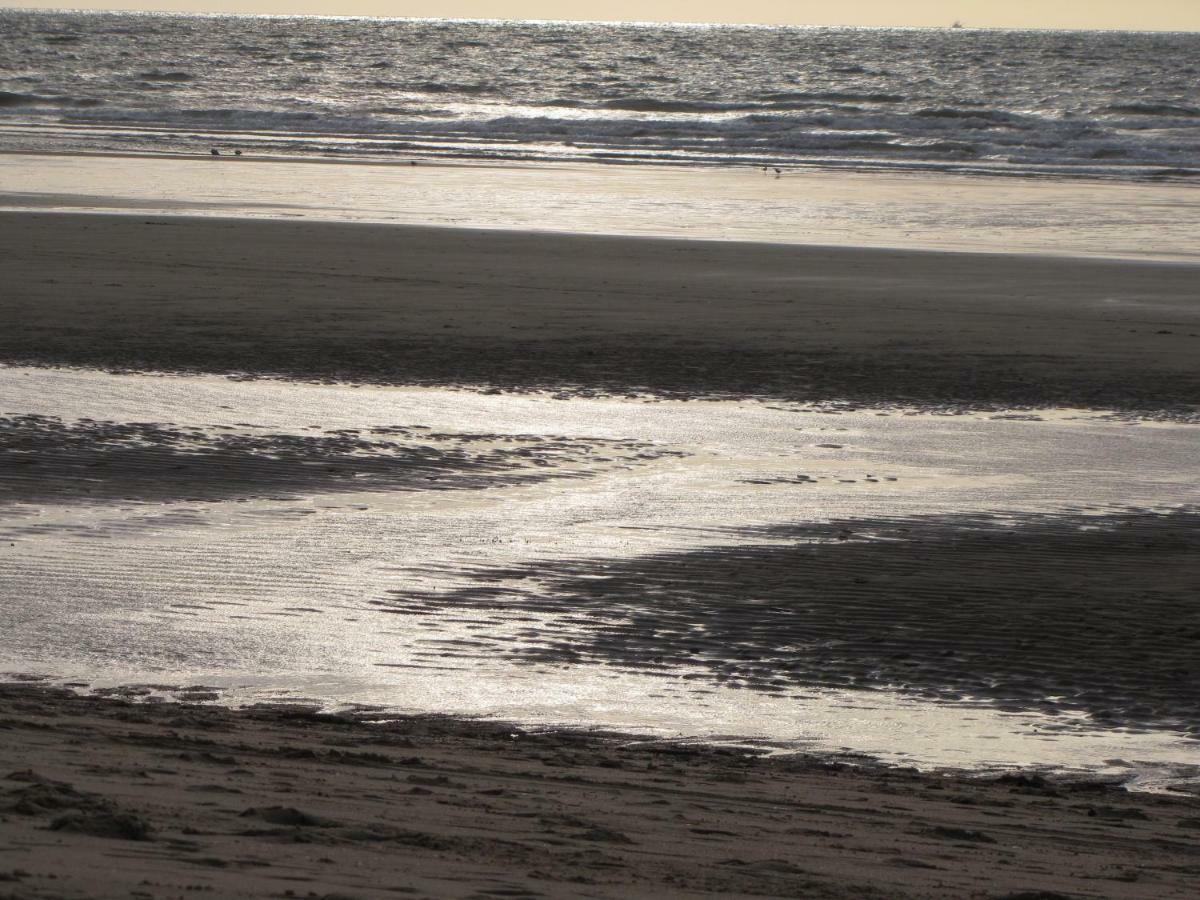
[6,1,1199,31]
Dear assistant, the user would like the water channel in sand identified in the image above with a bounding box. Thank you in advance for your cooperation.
[1,366,1198,791]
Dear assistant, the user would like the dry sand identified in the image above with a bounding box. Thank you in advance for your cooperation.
[2,683,1198,900]
[2,211,1199,413]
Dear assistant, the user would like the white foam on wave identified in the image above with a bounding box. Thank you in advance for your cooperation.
[2,9,1200,179]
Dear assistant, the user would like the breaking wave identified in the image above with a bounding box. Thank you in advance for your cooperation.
[2,9,1199,180]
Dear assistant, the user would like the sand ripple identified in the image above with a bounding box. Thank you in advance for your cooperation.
[388,509,1200,732]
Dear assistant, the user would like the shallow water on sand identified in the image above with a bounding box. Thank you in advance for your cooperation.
[3,153,1200,261]
[1,366,1198,789]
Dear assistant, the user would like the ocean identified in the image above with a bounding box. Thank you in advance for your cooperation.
[2,10,1199,180]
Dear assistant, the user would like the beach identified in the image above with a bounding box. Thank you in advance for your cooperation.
[4,10,1200,897]
[3,208,1199,412]
[2,155,1200,898]
[3,683,1200,900]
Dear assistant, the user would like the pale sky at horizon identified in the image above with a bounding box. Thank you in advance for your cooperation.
[5,1,1199,32]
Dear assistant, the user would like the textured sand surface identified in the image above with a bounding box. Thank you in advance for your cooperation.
[395,510,1200,734]
[1,684,1198,900]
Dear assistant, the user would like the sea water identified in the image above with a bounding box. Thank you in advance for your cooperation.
[1,367,1198,789]
[2,10,1199,179]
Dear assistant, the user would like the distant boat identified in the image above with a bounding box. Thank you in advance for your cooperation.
[951,20,964,29]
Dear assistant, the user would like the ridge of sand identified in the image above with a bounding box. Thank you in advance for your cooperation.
[2,211,1199,415]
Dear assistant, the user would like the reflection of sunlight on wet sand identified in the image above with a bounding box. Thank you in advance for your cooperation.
[3,153,1200,260]
[6,653,1197,794]
[1,366,1199,787]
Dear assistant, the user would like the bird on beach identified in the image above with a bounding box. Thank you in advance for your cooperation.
[210,148,220,156]
[234,149,242,156]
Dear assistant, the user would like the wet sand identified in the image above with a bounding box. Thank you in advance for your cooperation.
[1,367,1198,779]
[2,682,1198,900]
[2,211,1200,413]
[5,152,1200,261]
[397,509,1200,735]
[3,207,1200,896]
[0,410,669,504]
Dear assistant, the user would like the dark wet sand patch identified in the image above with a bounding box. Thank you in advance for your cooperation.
[0,414,675,504]
[386,509,1200,732]
[2,212,1199,415]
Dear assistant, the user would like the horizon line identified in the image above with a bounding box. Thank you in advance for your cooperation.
[3,6,1199,35]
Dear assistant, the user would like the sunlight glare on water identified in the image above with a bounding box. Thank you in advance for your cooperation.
[3,153,1200,260]
[1,366,1198,788]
